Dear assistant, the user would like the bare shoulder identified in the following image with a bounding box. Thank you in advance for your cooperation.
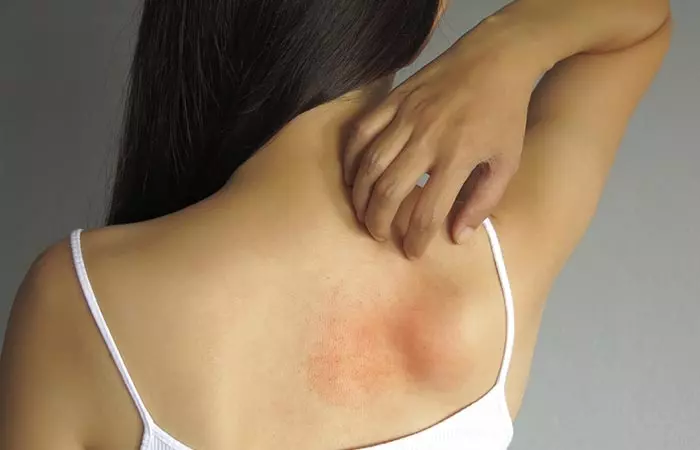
[3,236,85,366]
[1,227,148,449]
[1,236,93,448]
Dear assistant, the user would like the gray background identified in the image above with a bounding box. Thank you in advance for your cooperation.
[1,0,698,448]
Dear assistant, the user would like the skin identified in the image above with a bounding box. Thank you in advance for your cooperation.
[0,2,672,449]
[305,268,469,407]
[346,0,672,260]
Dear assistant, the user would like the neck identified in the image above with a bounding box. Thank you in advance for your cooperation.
[217,78,394,213]
[176,77,449,261]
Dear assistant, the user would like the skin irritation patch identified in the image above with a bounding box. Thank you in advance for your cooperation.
[304,275,473,408]
[305,307,404,408]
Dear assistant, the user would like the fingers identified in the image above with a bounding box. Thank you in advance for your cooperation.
[351,117,413,223]
[403,156,471,260]
[343,102,399,186]
[363,140,434,242]
[451,158,517,243]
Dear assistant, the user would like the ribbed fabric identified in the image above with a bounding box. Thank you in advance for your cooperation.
[69,217,514,450]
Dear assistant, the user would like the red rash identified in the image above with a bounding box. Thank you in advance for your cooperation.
[305,308,404,408]
[304,278,470,408]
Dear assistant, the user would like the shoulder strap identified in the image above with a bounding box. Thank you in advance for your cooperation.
[481,218,515,388]
[69,229,155,433]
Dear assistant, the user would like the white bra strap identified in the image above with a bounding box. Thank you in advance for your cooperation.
[69,229,155,432]
[481,218,515,388]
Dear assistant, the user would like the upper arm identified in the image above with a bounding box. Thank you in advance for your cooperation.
[0,242,86,449]
[493,18,673,272]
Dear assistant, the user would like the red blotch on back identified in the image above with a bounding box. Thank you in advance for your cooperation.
[304,274,473,408]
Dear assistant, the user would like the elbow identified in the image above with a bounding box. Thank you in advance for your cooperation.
[616,0,672,50]
[641,0,672,36]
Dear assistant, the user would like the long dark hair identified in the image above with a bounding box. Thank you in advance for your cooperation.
[107,0,440,225]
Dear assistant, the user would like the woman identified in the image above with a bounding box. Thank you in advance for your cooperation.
[0,0,671,449]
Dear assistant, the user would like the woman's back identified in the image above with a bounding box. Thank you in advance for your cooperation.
[69,132,532,448]
[0,0,673,447]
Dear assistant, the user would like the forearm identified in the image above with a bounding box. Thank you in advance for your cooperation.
[462,0,671,75]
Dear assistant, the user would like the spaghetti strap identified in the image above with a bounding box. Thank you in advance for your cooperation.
[69,229,155,436]
[481,218,515,388]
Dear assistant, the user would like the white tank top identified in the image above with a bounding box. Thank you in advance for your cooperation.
[69,218,515,450]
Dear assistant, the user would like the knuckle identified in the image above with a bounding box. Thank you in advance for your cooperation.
[413,99,431,116]
[391,85,410,99]
[414,210,439,233]
[374,177,402,204]
[368,151,385,173]
[412,135,433,154]
[405,89,429,113]
[353,121,372,141]
[421,103,442,121]
[359,151,384,178]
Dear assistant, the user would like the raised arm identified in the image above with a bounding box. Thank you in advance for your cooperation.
[493,0,671,57]
[493,14,673,273]
[344,0,672,259]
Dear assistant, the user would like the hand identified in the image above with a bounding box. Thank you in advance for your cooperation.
[343,26,541,259]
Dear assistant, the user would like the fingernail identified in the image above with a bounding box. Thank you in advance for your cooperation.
[403,244,416,260]
[368,230,386,242]
[456,226,475,244]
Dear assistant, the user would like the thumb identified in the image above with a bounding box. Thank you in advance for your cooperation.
[452,161,512,244]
